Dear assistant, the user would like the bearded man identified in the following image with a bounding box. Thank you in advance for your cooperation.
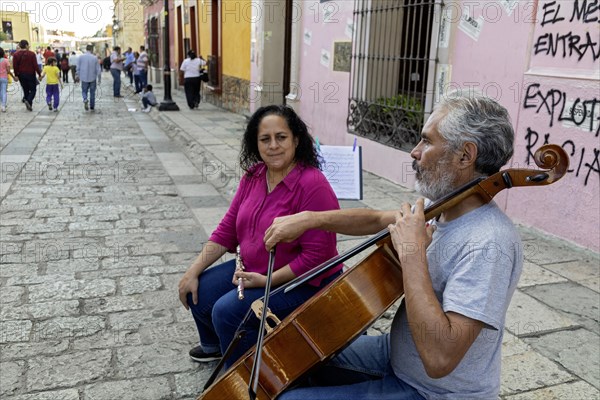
[264,92,522,400]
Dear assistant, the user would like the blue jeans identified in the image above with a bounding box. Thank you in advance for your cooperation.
[138,69,148,89]
[142,97,156,108]
[134,74,142,93]
[187,259,340,368]
[81,80,97,109]
[0,77,7,106]
[279,335,425,400]
[110,68,121,96]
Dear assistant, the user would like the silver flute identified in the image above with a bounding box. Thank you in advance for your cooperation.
[236,245,244,300]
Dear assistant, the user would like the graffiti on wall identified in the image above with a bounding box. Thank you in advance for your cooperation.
[533,0,599,62]
[522,83,599,186]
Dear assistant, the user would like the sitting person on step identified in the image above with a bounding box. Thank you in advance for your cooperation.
[141,84,157,112]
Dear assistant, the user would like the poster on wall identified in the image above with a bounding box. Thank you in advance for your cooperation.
[320,145,363,200]
[304,29,312,45]
[320,49,331,68]
[435,64,451,103]
[458,9,484,41]
[498,0,519,16]
[345,18,354,39]
[438,7,452,48]
[333,41,351,72]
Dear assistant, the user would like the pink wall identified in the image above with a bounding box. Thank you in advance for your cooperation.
[507,0,599,251]
[144,2,164,67]
[448,2,535,211]
[295,1,416,187]
[291,1,599,250]
[296,1,353,143]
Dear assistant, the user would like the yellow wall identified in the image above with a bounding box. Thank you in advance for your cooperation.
[198,0,211,61]
[196,0,250,81]
[221,0,250,80]
[114,0,145,51]
[0,11,32,43]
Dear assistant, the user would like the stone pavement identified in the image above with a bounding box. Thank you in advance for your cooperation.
[0,74,598,400]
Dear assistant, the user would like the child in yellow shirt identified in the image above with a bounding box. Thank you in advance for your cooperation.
[39,57,62,112]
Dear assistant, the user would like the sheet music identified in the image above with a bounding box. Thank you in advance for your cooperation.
[319,145,362,200]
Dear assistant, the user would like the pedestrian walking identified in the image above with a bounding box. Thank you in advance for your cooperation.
[35,48,44,71]
[69,51,78,82]
[179,50,206,109]
[110,46,124,98]
[60,54,69,83]
[0,47,18,112]
[76,45,102,111]
[97,55,103,83]
[39,57,62,112]
[12,40,41,111]
[43,46,54,62]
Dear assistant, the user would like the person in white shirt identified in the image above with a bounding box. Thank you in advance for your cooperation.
[137,45,149,89]
[179,50,206,109]
[69,51,79,82]
[35,49,44,71]
[109,46,124,98]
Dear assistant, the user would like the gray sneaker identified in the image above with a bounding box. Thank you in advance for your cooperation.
[84,100,89,111]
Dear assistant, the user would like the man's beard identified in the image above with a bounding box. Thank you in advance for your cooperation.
[413,159,458,201]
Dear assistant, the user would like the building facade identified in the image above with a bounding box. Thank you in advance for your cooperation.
[196,0,252,114]
[250,0,599,251]
[0,10,32,43]
[112,0,145,52]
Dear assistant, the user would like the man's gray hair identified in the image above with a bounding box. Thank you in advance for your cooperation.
[436,92,515,176]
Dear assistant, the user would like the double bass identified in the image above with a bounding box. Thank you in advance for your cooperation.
[199,144,569,400]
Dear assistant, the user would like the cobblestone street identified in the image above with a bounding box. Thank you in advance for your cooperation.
[0,74,598,399]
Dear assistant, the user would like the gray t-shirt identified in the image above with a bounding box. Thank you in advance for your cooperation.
[390,201,523,399]
[142,91,157,106]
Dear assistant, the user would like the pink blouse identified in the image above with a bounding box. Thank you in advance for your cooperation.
[209,163,342,286]
[0,59,10,79]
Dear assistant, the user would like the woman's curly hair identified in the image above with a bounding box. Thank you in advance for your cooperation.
[239,105,321,174]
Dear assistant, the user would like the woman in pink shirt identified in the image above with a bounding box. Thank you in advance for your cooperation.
[0,47,18,112]
[178,105,342,368]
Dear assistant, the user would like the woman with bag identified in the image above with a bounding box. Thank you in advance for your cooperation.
[0,47,18,112]
[179,50,206,109]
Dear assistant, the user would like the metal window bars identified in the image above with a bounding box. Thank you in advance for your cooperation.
[347,0,438,152]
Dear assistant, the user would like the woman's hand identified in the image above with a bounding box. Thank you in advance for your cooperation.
[232,270,266,289]
[178,270,200,310]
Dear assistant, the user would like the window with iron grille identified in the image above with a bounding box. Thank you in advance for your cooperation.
[347,0,438,152]
[148,17,160,67]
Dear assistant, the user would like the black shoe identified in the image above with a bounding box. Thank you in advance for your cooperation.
[189,346,221,362]
[48,102,52,111]
[114,95,123,98]
[25,100,32,111]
